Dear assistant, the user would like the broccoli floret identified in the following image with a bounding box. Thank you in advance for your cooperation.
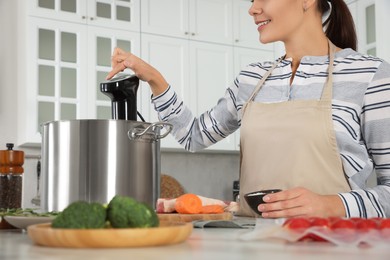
[107,195,159,228]
[52,201,107,229]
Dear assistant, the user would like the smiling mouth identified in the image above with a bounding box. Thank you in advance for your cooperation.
[257,20,271,27]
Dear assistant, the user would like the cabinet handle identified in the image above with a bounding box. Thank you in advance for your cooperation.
[82,15,87,19]
[191,33,195,36]
[90,17,95,21]
[184,32,189,35]
[235,39,239,43]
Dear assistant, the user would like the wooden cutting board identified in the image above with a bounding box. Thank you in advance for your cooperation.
[158,212,233,222]
[27,221,193,248]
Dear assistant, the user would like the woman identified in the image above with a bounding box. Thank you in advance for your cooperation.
[107,0,390,218]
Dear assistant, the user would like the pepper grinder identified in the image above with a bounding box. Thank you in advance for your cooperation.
[0,143,24,209]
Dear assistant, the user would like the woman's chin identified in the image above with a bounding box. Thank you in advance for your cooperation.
[258,35,273,45]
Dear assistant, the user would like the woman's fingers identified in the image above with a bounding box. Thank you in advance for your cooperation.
[106,51,132,80]
[110,48,125,66]
[257,187,316,218]
[262,188,303,203]
[260,197,299,211]
[106,62,126,80]
[105,47,169,95]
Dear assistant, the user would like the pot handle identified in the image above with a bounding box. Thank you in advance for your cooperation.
[128,122,173,140]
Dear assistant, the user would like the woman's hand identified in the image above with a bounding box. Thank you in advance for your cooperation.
[106,47,169,96]
[257,187,346,218]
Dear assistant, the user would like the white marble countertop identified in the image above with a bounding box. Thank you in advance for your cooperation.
[1,224,390,260]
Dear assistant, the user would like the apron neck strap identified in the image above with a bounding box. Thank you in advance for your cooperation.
[321,40,336,101]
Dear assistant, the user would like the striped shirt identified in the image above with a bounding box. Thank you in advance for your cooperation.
[152,48,390,218]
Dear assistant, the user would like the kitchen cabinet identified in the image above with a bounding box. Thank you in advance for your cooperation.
[347,0,390,62]
[20,1,141,144]
[18,0,276,151]
[141,0,233,45]
[374,0,390,62]
[28,0,140,31]
[141,0,275,51]
[140,34,236,150]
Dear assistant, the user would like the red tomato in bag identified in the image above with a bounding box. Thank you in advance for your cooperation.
[379,218,390,229]
[349,217,363,223]
[309,217,330,228]
[356,218,378,231]
[330,218,356,230]
[283,217,311,230]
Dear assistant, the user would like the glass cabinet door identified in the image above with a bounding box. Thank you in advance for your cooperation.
[29,0,87,24]
[357,0,376,55]
[365,3,376,55]
[28,17,88,140]
[29,0,140,31]
[87,0,140,31]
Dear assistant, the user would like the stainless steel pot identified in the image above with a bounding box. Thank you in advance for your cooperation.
[40,119,172,212]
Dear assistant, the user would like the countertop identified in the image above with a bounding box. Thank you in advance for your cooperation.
[1,223,390,260]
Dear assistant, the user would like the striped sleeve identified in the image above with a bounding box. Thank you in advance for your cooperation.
[339,60,390,218]
[151,82,240,152]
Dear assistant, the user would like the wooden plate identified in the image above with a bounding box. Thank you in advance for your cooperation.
[158,212,233,222]
[27,221,193,248]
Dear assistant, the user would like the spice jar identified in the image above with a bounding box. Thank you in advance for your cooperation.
[0,143,24,209]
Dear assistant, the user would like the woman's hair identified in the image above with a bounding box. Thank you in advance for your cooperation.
[318,0,357,50]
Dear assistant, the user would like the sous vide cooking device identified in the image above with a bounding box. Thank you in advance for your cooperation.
[40,75,172,212]
[100,74,139,120]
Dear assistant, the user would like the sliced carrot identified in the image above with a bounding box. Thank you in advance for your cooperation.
[175,193,202,214]
[201,205,224,214]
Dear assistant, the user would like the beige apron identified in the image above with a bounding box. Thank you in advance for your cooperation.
[238,41,351,217]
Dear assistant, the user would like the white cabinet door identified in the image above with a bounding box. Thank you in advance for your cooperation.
[141,0,233,45]
[232,0,273,51]
[190,41,235,151]
[141,0,189,38]
[141,34,190,149]
[189,0,233,45]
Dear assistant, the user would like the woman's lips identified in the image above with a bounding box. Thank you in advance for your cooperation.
[256,20,271,30]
